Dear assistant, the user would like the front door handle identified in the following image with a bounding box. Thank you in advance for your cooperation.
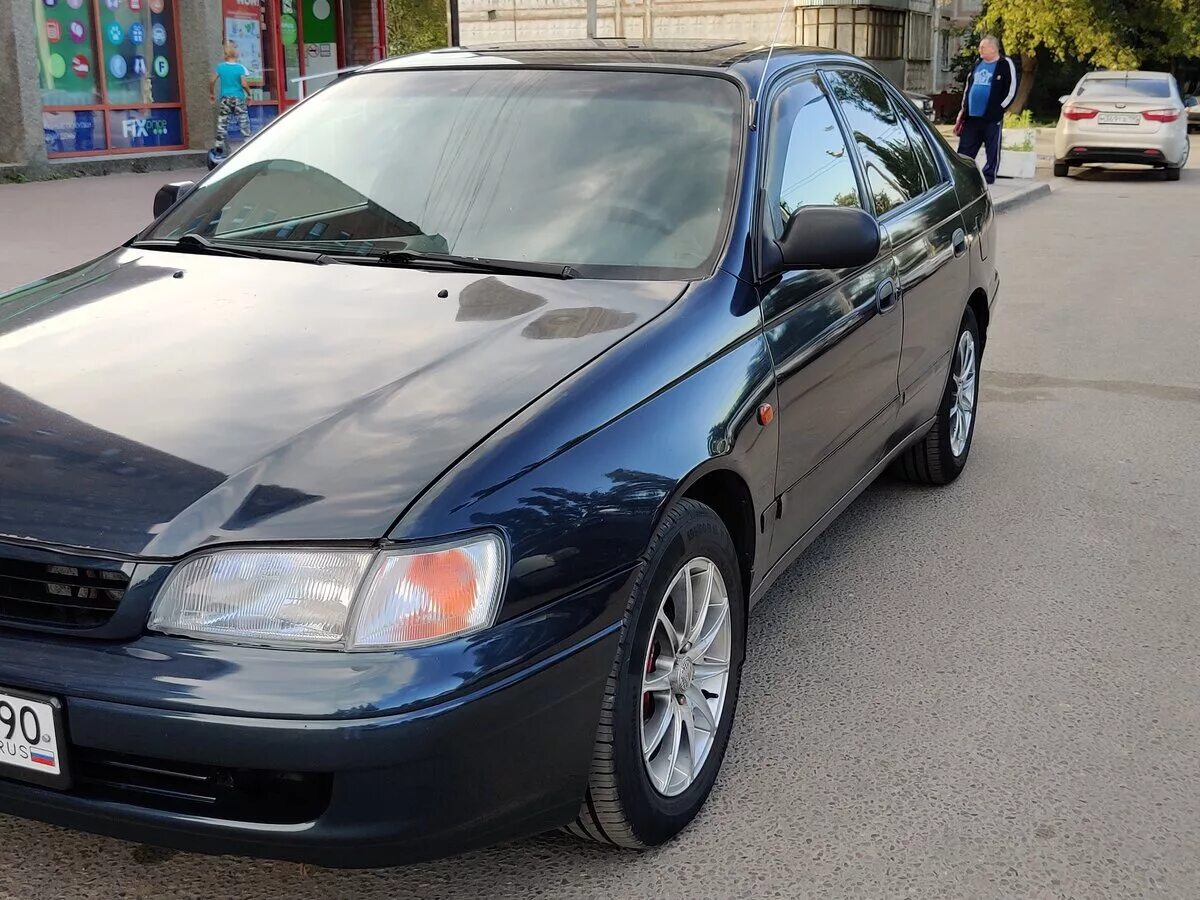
[953,227,968,258]
[875,277,898,314]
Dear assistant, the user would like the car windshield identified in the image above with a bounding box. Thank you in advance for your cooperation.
[147,68,744,280]
[1077,77,1173,99]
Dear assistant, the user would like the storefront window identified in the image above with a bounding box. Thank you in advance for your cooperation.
[33,1,102,108]
[222,0,282,137]
[34,0,186,158]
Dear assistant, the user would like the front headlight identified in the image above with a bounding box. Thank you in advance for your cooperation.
[148,534,506,651]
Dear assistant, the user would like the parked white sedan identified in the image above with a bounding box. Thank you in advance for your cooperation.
[1054,71,1195,180]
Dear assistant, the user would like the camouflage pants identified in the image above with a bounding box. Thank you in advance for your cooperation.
[216,96,252,144]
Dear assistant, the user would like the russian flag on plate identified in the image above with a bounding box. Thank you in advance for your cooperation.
[30,749,55,768]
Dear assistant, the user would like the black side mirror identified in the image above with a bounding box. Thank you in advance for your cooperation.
[153,181,195,219]
[777,206,881,271]
[1186,96,1199,108]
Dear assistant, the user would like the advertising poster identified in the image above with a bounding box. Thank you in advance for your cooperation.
[223,0,265,85]
[95,0,181,105]
[31,0,100,106]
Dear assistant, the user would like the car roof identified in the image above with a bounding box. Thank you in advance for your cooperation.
[1084,71,1172,79]
[368,39,864,88]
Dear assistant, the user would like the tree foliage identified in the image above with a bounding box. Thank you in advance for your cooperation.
[386,0,448,56]
[980,0,1200,70]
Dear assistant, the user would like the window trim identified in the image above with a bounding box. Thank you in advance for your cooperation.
[754,67,872,277]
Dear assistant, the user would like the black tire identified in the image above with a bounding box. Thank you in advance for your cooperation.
[1053,161,1070,177]
[565,498,745,848]
[1165,166,1182,181]
[892,306,981,486]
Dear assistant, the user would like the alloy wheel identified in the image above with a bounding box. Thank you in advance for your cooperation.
[949,329,977,457]
[640,557,732,797]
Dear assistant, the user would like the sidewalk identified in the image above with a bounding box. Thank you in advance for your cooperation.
[989,178,1051,213]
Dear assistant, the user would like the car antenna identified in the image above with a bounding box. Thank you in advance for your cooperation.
[751,0,793,128]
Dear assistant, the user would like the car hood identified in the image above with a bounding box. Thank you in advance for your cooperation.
[0,249,683,557]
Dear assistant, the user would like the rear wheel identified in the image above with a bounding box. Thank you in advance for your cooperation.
[1053,161,1070,177]
[892,306,980,486]
[1165,166,1182,181]
[566,499,745,848]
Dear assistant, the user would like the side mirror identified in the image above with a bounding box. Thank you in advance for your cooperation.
[153,181,195,219]
[1058,95,1070,105]
[777,206,881,271]
[1186,96,1199,108]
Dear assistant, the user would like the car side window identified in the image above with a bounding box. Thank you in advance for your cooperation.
[824,69,927,216]
[894,99,944,192]
[766,75,863,237]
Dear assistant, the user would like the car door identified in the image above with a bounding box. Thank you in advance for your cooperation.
[758,72,903,560]
[826,69,972,430]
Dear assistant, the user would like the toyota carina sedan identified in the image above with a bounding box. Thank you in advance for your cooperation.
[0,40,997,866]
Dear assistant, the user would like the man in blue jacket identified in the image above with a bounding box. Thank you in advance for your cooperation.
[956,36,1019,184]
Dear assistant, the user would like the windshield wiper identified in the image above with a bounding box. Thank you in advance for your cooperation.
[328,248,579,280]
[130,233,329,264]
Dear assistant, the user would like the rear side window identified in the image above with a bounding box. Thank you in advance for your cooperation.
[895,101,943,192]
[1077,78,1173,99]
[824,69,926,216]
[766,75,862,236]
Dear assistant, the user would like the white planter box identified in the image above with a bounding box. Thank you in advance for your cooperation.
[999,126,1037,178]
[998,150,1037,179]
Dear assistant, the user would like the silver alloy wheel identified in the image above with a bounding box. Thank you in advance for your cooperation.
[640,557,732,797]
[949,328,977,457]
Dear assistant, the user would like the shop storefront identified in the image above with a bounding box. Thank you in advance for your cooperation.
[35,0,188,157]
[218,0,389,139]
[16,0,388,164]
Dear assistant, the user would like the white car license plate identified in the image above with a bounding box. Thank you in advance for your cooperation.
[0,688,68,787]
[1098,112,1141,125]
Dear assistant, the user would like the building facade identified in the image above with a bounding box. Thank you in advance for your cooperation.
[932,0,981,94]
[459,0,959,92]
[1,0,386,171]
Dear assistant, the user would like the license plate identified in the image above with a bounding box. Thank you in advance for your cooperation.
[0,688,69,789]
[1098,113,1141,125]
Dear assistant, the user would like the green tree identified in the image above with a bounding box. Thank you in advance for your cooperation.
[979,0,1200,112]
[387,0,448,56]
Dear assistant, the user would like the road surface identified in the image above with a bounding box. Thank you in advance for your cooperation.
[0,153,1198,898]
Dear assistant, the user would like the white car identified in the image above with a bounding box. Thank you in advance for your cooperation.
[1054,71,1194,180]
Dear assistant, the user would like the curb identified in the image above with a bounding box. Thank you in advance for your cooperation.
[0,151,208,185]
[993,181,1051,214]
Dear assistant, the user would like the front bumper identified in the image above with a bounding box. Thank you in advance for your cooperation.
[0,569,631,867]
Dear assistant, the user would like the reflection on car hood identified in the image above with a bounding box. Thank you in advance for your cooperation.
[0,249,683,557]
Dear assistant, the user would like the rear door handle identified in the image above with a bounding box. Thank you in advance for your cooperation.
[953,227,968,258]
[875,277,898,314]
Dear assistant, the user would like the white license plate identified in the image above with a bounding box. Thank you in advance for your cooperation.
[1098,113,1141,125]
[0,689,67,786]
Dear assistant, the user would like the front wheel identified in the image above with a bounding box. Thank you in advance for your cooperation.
[566,499,745,848]
[893,306,981,485]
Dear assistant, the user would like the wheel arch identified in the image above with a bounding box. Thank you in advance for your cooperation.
[677,467,757,606]
[967,287,990,353]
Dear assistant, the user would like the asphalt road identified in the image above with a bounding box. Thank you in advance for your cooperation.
[1,150,1199,898]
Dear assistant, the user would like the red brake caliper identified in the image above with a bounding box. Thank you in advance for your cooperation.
[643,640,660,720]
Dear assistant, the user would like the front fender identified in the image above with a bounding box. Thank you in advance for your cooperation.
[391,272,777,623]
